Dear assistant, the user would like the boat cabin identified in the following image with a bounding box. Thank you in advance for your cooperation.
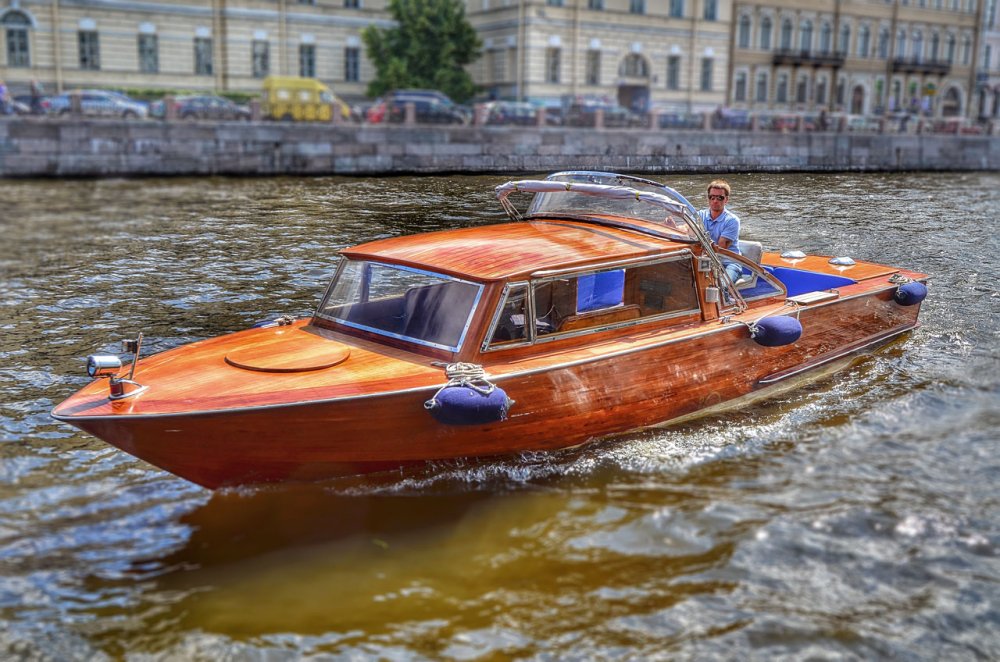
[311,172,793,363]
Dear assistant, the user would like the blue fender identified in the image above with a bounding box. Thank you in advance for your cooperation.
[894,281,928,306]
[426,385,513,426]
[751,316,803,347]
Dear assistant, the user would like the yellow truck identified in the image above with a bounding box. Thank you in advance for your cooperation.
[261,76,351,122]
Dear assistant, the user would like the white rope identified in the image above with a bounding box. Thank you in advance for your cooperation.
[424,362,496,410]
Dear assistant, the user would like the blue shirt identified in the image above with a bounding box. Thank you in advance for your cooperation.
[698,207,741,255]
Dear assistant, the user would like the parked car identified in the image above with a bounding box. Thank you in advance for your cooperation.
[656,111,703,129]
[564,99,643,128]
[485,101,537,126]
[46,90,148,119]
[150,95,251,121]
[366,89,468,125]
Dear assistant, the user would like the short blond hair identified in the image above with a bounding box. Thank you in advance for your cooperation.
[707,179,731,197]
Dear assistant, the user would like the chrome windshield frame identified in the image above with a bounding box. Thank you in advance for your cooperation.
[315,260,485,353]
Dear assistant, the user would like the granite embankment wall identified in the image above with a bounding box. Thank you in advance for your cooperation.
[1,117,998,177]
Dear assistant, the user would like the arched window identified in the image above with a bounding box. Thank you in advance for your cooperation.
[756,72,768,102]
[912,31,923,61]
[896,29,906,58]
[800,20,813,52]
[734,71,747,101]
[781,18,793,50]
[840,24,851,55]
[2,10,32,67]
[760,17,773,50]
[946,34,956,63]
[879,28,890,59]
[620,53,649,78]
[930,32,940,61]
[738,15,751,48]
[858,25,871,57]
[820,21,832,54]
[962,36,972,64]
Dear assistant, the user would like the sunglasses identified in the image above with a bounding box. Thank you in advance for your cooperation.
[708,194,726,201]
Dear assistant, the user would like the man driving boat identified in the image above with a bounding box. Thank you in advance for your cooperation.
[698,179,743,285]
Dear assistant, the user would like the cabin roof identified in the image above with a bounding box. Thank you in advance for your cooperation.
[340,219,689,280]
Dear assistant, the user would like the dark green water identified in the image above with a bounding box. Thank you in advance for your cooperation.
[1,173,998,659]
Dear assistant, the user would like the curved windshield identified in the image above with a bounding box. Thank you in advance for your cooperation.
[525,172,694,240]
[315,260,483,352]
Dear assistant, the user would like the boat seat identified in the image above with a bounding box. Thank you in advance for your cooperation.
[734,240,763,288]
[557,304,640,332]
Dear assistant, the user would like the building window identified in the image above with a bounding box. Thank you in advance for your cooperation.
[667,55,680,90]
[299,44,315,77]
[912,31,923,61]
[703,0,717,20]
[962,36,971,64]
[760,17,772,50]
[839,25,850,55]
[738,16,751,48]
[79,31,100,70]
[252,40,270,78]
[777,73,788,102]
[588,0,604,8]
[734,72,747,101]
[816,79,826,104]
[345,0,360,7]
[546,48,561,83]
[669,0,684,17]
[547,0,563,6]
[858,25,871,57]
[3,11,31,67]
[756,72,768,101]
[930,32,940,61]
[781,19,793,50]
[345,47,360,82]
[820,22,832,54]
[946,35,955,63]
[586,50,600,85]
[896,30,906,58]
[796,76,808,103]
[837,78,846,106]
[195,37,213,75]
[800,20,813,52]
[879,28,890,59]
[630,0,645,14]
[138,34,158,73]
[621,54,648,77]
[700,57,713,91]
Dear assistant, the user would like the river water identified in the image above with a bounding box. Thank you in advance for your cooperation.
[1,172,998,659]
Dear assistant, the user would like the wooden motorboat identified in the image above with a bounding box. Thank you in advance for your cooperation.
[53,172,929,489]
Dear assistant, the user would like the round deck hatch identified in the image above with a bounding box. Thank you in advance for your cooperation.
[225,330,351,373]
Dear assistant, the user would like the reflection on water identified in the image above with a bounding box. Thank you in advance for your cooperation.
[1,173,999,659]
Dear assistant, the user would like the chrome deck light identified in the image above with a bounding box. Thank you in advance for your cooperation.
[84,332,147,400]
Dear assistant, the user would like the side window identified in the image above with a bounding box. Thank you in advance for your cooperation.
[485,255,701,350]
[487,283,529,346]
[537,257,699,337]
[630,260,700,315]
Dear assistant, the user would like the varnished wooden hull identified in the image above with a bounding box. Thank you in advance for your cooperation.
[55,289,921,489]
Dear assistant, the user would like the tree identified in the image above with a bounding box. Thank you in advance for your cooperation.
[362,0,482,103]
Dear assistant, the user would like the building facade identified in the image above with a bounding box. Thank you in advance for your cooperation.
[465,0,731,113]
[979,0,999,116]
[0,0,987,118]
[0,0,389,98]
[730,0,980,118]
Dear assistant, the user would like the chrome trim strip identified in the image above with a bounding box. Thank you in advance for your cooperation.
[757,324,916,385]
[54,287,914,422]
